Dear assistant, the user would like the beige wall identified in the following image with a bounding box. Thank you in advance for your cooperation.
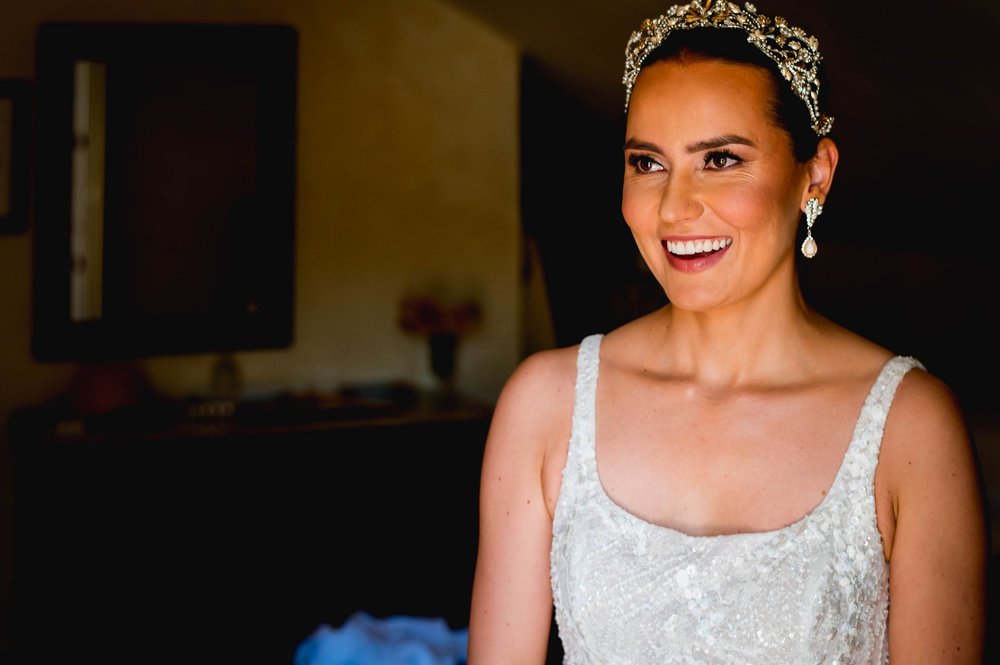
[0,0,522,645]
[0,0,521,415]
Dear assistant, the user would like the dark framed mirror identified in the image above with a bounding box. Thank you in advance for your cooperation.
[32,22,298,362]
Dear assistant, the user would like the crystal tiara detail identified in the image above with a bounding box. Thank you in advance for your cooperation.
[623,1,834,137]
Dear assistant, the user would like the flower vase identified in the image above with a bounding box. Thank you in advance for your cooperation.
[428,331,458,407]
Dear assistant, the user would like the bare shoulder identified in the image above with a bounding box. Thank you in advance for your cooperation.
[486,343,580,458]
[884,365,970,455]
[496,344,578,418]
[479,343,583,522]
[879,362,981,515]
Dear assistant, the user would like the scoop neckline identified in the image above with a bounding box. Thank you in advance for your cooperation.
[585,338,898,542]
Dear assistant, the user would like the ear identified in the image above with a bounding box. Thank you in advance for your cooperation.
[801,137,839,209]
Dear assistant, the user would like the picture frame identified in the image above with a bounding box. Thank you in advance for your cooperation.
[0,79,31,234]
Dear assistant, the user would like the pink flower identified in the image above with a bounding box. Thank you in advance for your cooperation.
[398,296,481,337]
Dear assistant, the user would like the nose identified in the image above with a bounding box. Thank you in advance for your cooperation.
[658,172,703,224]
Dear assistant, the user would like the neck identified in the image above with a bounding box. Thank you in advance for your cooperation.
[644,280,820,390]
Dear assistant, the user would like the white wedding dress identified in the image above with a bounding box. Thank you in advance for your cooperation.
[550,334,922,664]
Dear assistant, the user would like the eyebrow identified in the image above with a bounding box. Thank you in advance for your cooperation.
[623,134,756,153]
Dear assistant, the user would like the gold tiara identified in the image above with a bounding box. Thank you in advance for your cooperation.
[623,1,834,137]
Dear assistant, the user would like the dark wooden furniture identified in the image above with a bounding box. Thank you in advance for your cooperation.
[12,393,491,664]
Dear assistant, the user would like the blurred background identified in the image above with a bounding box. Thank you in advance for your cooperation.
[1,0,998,663]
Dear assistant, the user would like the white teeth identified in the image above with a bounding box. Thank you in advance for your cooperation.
[666,238,731,256]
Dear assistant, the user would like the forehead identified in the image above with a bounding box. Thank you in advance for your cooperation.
[626,59,779,143]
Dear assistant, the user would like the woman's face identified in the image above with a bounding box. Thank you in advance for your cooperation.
[622,58,810,312]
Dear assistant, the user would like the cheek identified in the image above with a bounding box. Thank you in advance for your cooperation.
[621,197,639,234]
[711,186,767,229]
[710,181,795,239]
[621,186,663,267]
[621,182,656,233]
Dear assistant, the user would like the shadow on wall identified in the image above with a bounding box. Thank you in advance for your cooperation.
[520,56,664,349]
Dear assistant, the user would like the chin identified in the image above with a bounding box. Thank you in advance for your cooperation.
[659,283,727,314]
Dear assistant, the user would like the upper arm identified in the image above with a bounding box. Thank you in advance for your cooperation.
[881,370,988,663]
[467,349,574,665]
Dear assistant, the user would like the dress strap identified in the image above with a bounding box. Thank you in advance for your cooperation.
[844,355,925,483]
[567,334,603,466]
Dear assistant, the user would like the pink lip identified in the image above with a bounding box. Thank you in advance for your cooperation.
[661,238,731,273]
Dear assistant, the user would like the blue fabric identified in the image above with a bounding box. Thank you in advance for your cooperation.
[294,611,468,665]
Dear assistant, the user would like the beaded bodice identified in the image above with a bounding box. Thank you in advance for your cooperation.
[550,334,923,665]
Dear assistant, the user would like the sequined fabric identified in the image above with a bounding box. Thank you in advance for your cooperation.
[550,334,923,664]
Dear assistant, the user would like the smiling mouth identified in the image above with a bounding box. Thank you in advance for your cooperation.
[663,237,732,257]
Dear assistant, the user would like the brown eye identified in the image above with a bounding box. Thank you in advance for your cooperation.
[704,151,741,169]
[628,154,664,173]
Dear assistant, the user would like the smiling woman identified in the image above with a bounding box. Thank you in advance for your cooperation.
[468,2,988,664]
[621,55,832,303]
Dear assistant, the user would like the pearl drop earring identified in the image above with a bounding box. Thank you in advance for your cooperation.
[800,197,823,258]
